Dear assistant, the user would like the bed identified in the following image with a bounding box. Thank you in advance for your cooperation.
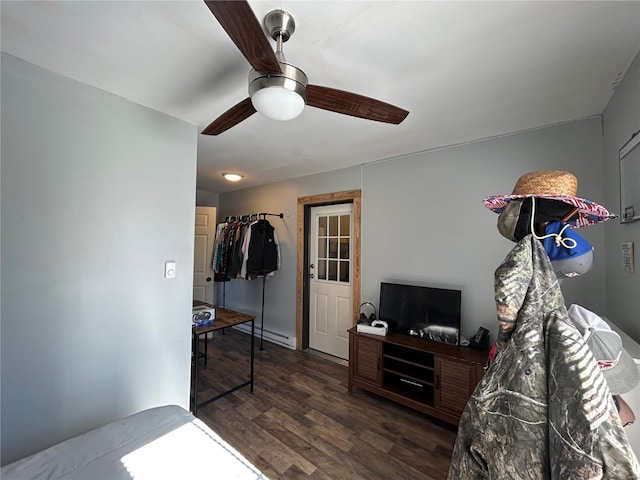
[0,405,269,480]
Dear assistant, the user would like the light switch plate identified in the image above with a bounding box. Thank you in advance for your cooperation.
[164,261,177,279]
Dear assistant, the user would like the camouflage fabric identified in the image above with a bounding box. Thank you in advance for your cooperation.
[448,235,639,479]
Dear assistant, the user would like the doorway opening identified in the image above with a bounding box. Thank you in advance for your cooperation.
[296,190,361,356]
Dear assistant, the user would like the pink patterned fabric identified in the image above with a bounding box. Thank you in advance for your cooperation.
[483,194,614,228]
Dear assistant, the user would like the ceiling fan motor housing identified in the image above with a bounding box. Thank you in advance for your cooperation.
[249,63,308,99]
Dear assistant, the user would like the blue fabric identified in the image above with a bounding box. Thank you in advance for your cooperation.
[543,221,592,261]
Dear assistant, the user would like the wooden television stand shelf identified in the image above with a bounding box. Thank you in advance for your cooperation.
[348,327,489,426]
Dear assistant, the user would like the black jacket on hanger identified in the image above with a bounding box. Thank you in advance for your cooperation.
[246,220,278,276]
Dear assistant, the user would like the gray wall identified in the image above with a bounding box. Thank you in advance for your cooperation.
[216,168,361,344]
[603,51,640,343]
[363,118,608,341]
[362,118,605,337]
[219,117,611,344]
[196,188,219,207]
[0,54,197,465]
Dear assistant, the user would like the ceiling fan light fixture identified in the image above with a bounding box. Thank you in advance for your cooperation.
[251,86,304,121]
[222,173,243,182]
[249,63,308,121]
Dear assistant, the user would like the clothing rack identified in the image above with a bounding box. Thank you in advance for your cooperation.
[256,213,283,350]
[224,212,283,223]
[219,212,284,350]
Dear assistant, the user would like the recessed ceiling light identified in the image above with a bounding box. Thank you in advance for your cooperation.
[222,173,243,182]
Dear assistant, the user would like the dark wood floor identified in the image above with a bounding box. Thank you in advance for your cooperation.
[194,328,458,480]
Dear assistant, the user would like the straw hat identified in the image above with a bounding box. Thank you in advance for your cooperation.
[483,170,614,227]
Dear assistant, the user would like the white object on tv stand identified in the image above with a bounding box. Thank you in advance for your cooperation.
[356,324,388,336]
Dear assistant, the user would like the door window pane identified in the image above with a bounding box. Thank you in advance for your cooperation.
[339,260,349,282]
[328,260,338,281]
[339,215,350,236]
[318,238,327,258]
[329,215,338,236]
[328,238,338,259]
[318,216,327,236]
[339,238,350,259]
[318,259,326,280]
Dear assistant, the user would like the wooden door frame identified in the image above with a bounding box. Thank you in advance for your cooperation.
[296,189,361,351]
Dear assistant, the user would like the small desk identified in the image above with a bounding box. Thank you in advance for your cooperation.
[191,304,256,416]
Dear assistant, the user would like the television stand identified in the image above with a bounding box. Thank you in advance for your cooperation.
[348,327,489,425]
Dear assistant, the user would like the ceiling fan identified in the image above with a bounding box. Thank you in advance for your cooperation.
[201,1,409,135]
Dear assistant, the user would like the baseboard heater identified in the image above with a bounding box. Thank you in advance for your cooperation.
[232,323,296,350]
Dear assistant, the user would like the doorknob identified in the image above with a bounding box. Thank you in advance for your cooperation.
[309,273,314,279]
[310,264,315,269]
[206,277,212,282]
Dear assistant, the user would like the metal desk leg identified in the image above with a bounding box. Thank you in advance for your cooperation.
[250,318,255,392]
[192,332,199,416]
[204,334,208,367]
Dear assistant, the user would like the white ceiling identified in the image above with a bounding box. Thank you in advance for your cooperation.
[2,1,639,193]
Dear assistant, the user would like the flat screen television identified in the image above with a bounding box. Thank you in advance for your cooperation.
[379,282,461,345]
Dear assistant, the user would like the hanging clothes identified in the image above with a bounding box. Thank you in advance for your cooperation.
[213,219,243,282]
[213,217,280,282]
[241,219,280,279]
[448,235,639,479]
[212,221,228,274]
[228,220,250,279]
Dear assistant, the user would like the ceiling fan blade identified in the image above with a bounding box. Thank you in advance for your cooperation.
[204,1,281,74]
[306,85,409,125]
[202,98,256,135]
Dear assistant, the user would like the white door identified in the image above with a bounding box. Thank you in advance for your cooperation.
[309,204,353,359]
[193,206,217,304]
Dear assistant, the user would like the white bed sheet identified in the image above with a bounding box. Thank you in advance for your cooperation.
[1,405,269,480]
